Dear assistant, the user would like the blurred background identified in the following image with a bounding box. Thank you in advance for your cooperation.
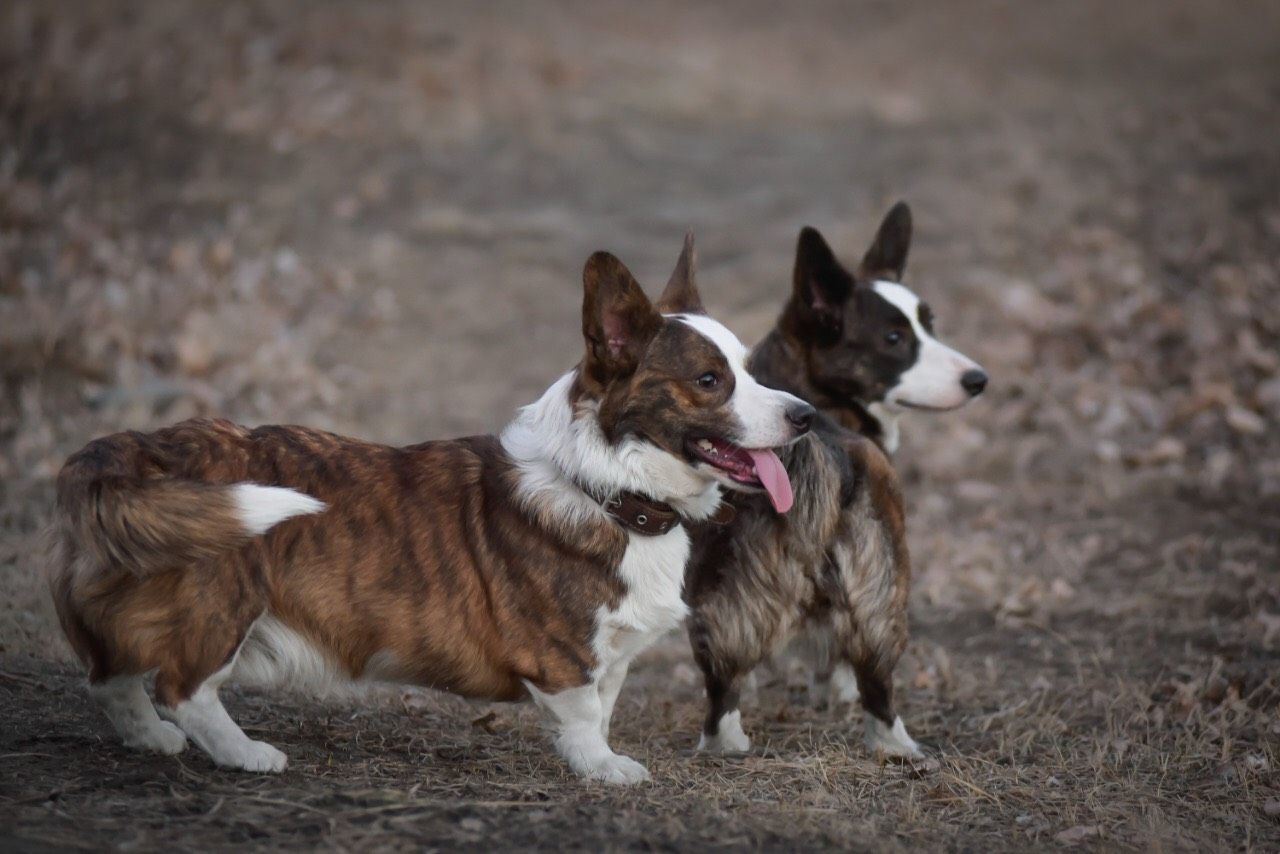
[1,1,1278,847]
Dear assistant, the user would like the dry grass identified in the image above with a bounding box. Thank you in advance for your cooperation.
[2,0,1278,850]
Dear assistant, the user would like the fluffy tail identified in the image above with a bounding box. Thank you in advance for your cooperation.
[57,473,325,576]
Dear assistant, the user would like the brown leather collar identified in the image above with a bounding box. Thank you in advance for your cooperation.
[585,488,737,536]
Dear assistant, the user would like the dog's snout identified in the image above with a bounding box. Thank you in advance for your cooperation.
[786,402,816,435]
[960,369,988,397]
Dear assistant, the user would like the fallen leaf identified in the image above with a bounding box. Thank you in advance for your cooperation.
[1126,436,1185,467]
[1225,405,1266,435]
[1055,825,1100,844]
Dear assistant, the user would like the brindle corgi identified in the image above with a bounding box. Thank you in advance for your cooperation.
[686,204,986,757]
[47,237,814,784]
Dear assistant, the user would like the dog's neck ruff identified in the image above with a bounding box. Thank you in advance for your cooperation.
[500,372,726,535]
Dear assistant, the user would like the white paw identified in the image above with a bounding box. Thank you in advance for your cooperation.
[697,710,751,753]
[828,665,861,706]
[865,716,925,760]
[217,740,289,773]
[582,753,651,785]
[697,729,752,753]
[125,721,188,755]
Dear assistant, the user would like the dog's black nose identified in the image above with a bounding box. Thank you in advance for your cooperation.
[787,402,815,435]
[961,369,988,397]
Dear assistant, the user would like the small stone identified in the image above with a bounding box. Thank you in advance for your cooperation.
[1225,405,1265,435]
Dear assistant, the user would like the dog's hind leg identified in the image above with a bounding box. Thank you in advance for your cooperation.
[849,647,922,759]
[156,659,288,773]
[831,558,919,757]
[836,441,923,759]
[88,674,188,755]
[698,665,751,753]
[154,620,288,774]
[839,568,924,759]
[689,626,754,753]
[834,558,926,757]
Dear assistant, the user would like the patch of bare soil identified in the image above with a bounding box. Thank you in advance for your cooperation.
[3,0,1278,850]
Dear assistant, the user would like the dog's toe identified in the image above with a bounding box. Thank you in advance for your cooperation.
[591,754,650,785]
[865,715,924,760]
[216,740,288,773]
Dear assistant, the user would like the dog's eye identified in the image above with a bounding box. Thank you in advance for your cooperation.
[696,372,719,389]
[885,331,904,346]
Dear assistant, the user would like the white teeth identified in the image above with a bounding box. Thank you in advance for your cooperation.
[698,439,715,453]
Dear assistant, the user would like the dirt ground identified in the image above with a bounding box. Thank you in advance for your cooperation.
[2,1,1279,850]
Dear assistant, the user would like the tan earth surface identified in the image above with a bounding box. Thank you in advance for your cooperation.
[2,1,1278,849]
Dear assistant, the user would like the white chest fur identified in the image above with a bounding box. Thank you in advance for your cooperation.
[867,402,902,454]
[591,526,691,673]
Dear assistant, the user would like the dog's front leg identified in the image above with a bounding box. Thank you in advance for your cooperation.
[525,680,650,785]
[596,660,630,741]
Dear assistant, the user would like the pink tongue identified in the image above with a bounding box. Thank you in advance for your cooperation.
[745,449,793,514]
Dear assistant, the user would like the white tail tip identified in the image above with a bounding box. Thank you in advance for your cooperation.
[231,483,326,536]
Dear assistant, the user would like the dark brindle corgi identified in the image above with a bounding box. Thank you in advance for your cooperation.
[47,239,814,784]
[686,204,986,757]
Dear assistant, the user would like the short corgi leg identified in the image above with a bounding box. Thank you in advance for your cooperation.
[852,656,924,760]
[88,674,187,755]
[157,665,287,773]
[697,667,751,753]
[527,681,649,785]
[839,439,923,759]
[596,660,630,741]
[690,620,761,754]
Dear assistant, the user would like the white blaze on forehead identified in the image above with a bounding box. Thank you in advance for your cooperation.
[670,313,803,450]
[871,280,930,342]
[669,313,751,367]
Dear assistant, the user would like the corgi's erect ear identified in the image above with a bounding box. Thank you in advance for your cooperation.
[655,231,704,315]
[859,201,912,281]
[582,251,662,382]
[791,225,853,344]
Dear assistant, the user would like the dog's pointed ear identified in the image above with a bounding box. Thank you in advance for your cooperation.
[582,251,662,382]
[655,231,704,314]
[859,201,912,281]
[791,226,853,342]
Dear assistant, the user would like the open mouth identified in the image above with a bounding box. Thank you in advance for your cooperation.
[686,436,794,513]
